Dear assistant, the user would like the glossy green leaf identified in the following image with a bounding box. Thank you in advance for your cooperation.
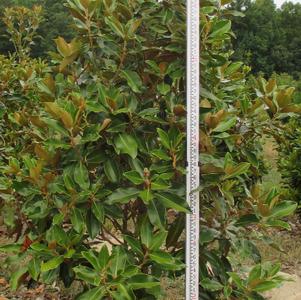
[157,83,170,95]
[51,225,69,247]
[123,170,144,185]
[41,256,64,272]
[0,244,21,253]
[92,202,105,223]
[28,257,41,281]
[53,213,64,225]
[210,20,231,38]
[107,187,140,204]
[109,246,127,277]
[82,250,101,271]
[111,286,133,300]
[128,274,160,289]
[200,278,223,291]
[224,162,250,179]
[157,128,170,149]
[70,208,85,233]
[266,220,291,230]
[247,265,262,285]
[212,116,237,133]
[104,159,120,183]
[124,235,144,256]
[86,209,101,239]
[151,149,171,161]
[148,199,166,229]
[228,272,244,290]
[236,214,260,227]
[114,133,138,159]
[156,192,190,213]
[105,16,125,38]
[98,245,110,269]
[148,251,185,270]
[166,213,185,248]
[73,266,101,286]
[74,162,90,190]
[269,201,297,219]
[253,280,280,292]
[149,231,167,251]
[10,267,27,291]
[121,70,142,93]
[139,189,153,203]
[200,226,219,245]
[140,219,153,248]
[77,287,105,300]
[151,178,170,191]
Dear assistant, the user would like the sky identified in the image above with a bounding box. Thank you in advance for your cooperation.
[275,0,301,6]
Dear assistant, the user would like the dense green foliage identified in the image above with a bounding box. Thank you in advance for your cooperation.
[0,0,300,299]
[3,0,301,78]
[232,0,301,77]
[277,117,301,205]
[234,0,301,213]
[271,73,301,104]
[258,73,301,207]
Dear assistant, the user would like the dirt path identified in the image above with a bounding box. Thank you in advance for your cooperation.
[266,273,301,300]
[262,139,301,299]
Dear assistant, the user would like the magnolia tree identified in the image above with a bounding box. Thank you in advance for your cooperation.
[0,0,299,299]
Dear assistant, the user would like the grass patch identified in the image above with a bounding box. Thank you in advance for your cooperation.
[262,137,282,192]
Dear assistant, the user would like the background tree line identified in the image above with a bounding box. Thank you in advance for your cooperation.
[1,0,301,79]
[231,0,301,78]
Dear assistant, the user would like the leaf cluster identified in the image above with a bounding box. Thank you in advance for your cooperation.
[0,0,299,299]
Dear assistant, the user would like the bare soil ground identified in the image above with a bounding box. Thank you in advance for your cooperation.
[259,222,301,274]
[261,220,301,300]
[262,138,301,300]
[266,274,301,300]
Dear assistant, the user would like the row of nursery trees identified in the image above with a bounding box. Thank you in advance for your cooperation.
[3,0,301,79]
[0,0,300,299]
[232,0,301,77]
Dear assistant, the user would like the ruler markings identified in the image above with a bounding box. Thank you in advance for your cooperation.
[186,0,200,299]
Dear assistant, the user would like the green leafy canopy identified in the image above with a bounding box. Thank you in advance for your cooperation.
[0,0,299,299]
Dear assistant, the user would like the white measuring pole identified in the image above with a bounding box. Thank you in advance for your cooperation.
[186,0,200,299]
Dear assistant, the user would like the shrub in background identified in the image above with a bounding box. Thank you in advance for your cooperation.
[2,5,43,60]
[0,0,75,58]
[277,117,301,206]
[271,73,301,103]
[0,0,299,299]
[265,73,301,207]
[0,7,49,231]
